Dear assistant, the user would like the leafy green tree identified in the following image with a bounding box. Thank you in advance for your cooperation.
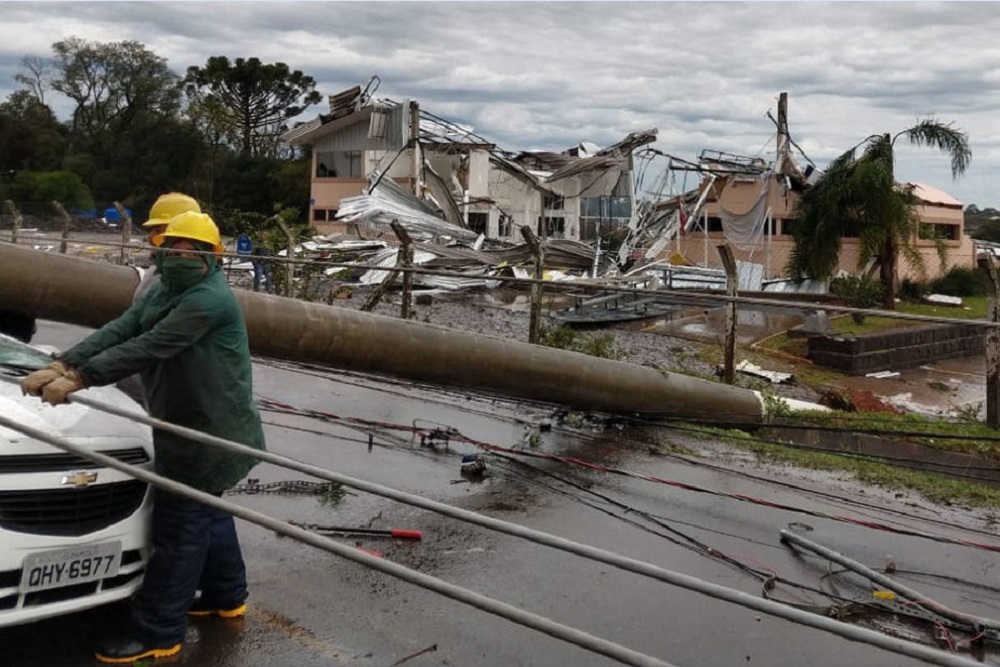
[212,154,281,216]
[0,91,67,172]
[972,220,1000,243]
[787,120,971,309]
[272,159,311,222]
[9,170,94,210]
[14,55,52,105]
[184,56,322,156]
[51,37,181,144]
[44,37,213,207]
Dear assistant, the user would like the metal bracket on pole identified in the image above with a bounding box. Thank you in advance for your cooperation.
[51,200,71,254]
[5,200,21,244]
[978,253,1000,427]
[392,220,414,320]
[521,225,544,344]
[112,201,132,265]
[717,243,738,384]
[273,215,296,298]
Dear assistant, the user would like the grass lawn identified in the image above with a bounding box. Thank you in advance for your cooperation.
[675,420,1000,508]
[757,297,988,358]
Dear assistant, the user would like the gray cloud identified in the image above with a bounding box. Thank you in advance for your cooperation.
[1,1,998,205]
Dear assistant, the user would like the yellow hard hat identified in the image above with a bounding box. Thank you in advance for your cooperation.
[143,192,201,228]
[156,211,224,254]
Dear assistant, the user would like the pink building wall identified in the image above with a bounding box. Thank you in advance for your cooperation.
[669,176,970,282]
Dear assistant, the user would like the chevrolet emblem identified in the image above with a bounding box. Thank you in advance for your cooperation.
[61,470,98,488]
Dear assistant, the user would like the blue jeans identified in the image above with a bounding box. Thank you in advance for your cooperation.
[252,261,272,293]
[132,495,248,645]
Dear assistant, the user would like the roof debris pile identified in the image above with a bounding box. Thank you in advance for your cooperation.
[337,176,479,242]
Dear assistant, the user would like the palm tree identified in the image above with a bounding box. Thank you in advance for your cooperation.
[787,119,971,309]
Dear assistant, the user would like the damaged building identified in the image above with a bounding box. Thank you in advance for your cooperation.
[281,84,656,246]
[622,94,973,289]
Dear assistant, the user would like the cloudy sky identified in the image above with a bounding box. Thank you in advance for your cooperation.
[1,1,998,207]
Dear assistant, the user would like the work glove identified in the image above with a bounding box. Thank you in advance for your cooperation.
[41,368,87,406]
[21,360,70,397]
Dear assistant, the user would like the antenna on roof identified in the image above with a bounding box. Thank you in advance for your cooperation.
[361,75,382,106]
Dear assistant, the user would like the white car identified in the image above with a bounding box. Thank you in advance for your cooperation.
[0,333,152,627]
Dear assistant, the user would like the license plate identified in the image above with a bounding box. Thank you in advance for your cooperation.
[19,542,122,593]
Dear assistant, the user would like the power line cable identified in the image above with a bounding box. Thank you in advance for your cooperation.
[0,410,673,667]
[0,376,983,667]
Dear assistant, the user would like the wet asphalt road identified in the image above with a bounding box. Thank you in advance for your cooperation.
[3,321,1000,667]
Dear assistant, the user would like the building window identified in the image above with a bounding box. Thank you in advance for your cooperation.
[539,215,566,237]
[581,196,630,219]
[705,216,724,233]
[919,223,960,241]
[316,150,362,178]
[468,212,488,235]
[780,218,798,236]
[498,213,513,238]
[315,152,337,177]
[543,194,565,211]
[313,209,328,222]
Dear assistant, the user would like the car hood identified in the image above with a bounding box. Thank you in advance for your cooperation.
[0,374,151,443]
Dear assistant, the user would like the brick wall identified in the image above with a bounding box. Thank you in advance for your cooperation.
[807,323,984,374]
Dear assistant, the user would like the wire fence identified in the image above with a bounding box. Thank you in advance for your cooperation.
[2,231,997,331]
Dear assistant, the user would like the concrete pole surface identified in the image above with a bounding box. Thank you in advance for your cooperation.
[0,242,765,421]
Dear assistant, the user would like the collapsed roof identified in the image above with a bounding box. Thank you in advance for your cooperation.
[282,85,657,242]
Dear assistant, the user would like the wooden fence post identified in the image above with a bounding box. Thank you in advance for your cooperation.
[717,243,738,384]
[5,200,21,244]
[521,225,544,344]
[391,220,414,319]
[52,200,71,254]
[361,221,412,314]
[978,254,1000,427]
[113,201,132,265]
[273,215,296,298]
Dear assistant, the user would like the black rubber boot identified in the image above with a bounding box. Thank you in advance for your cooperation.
[94,637,182,664]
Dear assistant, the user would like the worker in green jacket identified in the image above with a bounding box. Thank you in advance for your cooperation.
[21,211,265,664]
[133,192,203,303]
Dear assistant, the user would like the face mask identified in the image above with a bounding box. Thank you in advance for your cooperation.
[157,256,207,292]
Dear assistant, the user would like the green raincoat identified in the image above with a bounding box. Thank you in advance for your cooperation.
[60,265,265,494]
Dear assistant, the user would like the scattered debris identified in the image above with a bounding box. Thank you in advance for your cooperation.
[390,644,438,666]
[821,389,902,413]
[338,176,479,242]
[414,421,458,452]
[287,520,423,540]
[226,478,347,498]
[460,454,487,479]
[736,359,794,384]
[865,370,901,379]
[924,293,963,307]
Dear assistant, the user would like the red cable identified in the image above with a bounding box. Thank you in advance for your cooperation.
[257,398,1000,555]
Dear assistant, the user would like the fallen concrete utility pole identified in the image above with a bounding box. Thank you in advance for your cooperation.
[0,242,764,421]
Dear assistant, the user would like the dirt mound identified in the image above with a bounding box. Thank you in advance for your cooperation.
[821,387,901,413]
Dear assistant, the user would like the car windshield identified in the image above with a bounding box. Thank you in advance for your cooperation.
[0,334,51,371]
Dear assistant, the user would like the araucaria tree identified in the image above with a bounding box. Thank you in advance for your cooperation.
[184,56,322,157]
[787,120,971,309]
